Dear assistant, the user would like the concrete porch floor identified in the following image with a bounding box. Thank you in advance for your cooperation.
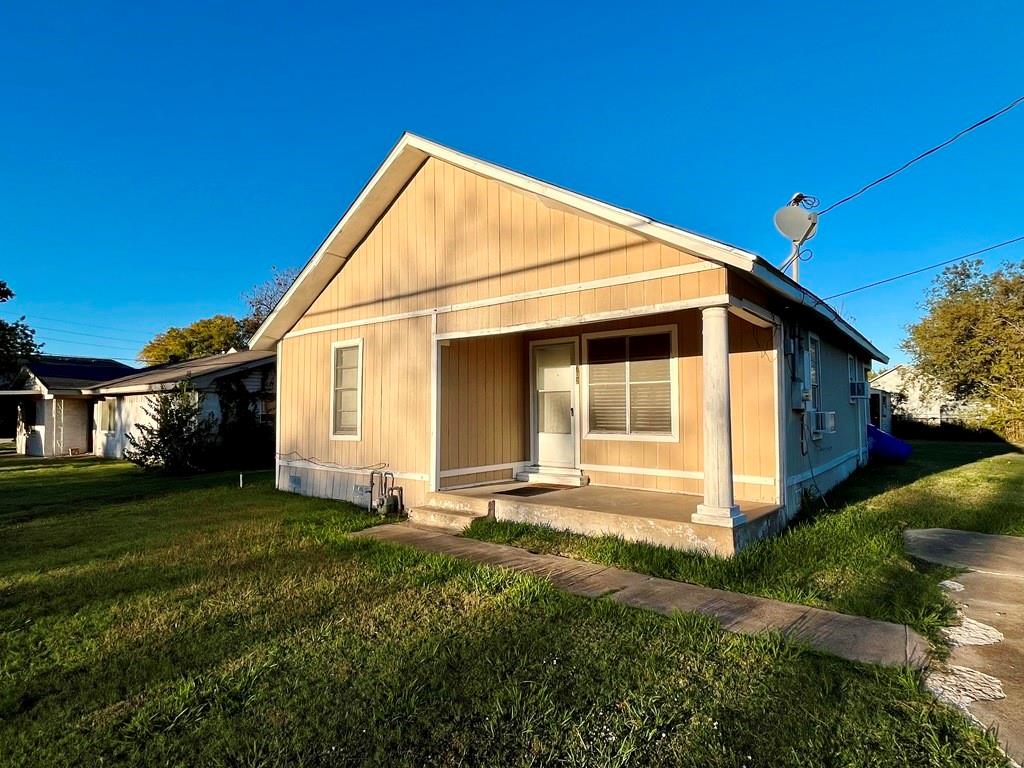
[444,482,782,556]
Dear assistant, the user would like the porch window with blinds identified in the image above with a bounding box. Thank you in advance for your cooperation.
[331,340,362,439]
[586,331,674,437]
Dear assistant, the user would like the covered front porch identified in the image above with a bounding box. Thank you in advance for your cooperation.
[427,297,785,555]
[431,481,783,556]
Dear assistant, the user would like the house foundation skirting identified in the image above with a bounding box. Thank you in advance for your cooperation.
[277,461,429,508]
[783,449,863,521]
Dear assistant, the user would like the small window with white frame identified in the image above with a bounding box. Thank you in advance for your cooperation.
[331,339,362,440]
[808,334,822,412]
[583,327,677,440]
[848,354,868,402]
[99,398,117,432]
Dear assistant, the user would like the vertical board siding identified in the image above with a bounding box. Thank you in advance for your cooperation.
[279,158,783,506]
[292,156,711,334]
[438,334,528,472]
[277,315,432,506]
[525,311,777,501]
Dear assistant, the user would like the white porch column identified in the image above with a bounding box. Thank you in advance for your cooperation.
[693,305,746,527]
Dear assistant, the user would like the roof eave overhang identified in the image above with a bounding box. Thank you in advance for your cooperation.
[248,132,887,365]
[84,355,275,395]
[247,133,760,351]
[749,260,889,364]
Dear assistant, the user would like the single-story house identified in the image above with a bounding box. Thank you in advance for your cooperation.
[870,364,980,428]
[1,356,137,456]
[83,350,276,459]
[249,133,887,555]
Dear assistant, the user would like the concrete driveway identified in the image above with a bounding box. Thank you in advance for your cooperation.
[906,528,1024,764]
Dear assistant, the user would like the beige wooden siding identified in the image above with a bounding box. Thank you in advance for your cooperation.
[277,315,432,504]
[293,157,725,336]
[279,157,780,504]
[439,334,528,477]
[433,311,778,502]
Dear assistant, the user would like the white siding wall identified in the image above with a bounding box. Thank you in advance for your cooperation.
[52,398,91,455]
[94,391,223,458]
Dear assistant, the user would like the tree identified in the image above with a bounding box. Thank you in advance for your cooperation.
[124,382,216,473]
[240,266,298,339]
[0,280,41,387]
[139,314,244,365]
[902,259,1024,438]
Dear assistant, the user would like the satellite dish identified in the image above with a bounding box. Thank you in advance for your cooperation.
[774,205,818,245]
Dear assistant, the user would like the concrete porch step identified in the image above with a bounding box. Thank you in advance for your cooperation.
[424,491,494,516]
[406,505,487,532]
[515,466,589,487]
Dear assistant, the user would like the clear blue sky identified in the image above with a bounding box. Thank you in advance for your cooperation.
[2,2,1022,366]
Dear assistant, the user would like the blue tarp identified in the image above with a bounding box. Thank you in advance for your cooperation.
[867,424,912,463]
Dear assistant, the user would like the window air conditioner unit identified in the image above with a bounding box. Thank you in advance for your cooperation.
[849,381,869,399]
[812,410,837,435]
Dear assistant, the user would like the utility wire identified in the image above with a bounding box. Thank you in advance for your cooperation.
[824,234,1024,300]
[0,307,161,335]
[23,323,150,345]
[820,95,1024,215]
[35,335,143,352]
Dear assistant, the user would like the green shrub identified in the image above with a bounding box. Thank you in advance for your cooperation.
[124,381,215,474]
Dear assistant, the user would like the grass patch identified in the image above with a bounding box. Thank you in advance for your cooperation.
[465,441,1024,640]
[0,454,1011,766]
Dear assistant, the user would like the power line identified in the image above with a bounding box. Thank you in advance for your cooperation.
[24,323,150,345]
[824,234,1024,300]
[820,94,1024,215]
[35,333,143,352]
[0,307,161,335]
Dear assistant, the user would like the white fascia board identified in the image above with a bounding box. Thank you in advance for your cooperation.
[749,262,889,364]
[247,135,430,350]
[413,135,759,272]
[247,133,759,351]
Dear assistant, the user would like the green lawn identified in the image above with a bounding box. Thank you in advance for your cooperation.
[466,441,1024,640]
[0,453,1011,766]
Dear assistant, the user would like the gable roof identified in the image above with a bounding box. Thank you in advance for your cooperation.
[249,133,886,362]
[85,350,275,394]
[25,355,137,392]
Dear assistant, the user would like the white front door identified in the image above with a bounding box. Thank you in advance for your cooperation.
[533,341,577,469]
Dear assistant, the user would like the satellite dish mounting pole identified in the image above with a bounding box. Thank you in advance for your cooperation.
[773,193,818,284]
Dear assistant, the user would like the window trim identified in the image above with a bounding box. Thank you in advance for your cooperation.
[807,333,824,440]
[807,333,823,410]
[330,338,363,442]
[581,324,679,443]
[98,398,118,434]
[848,354,867,404]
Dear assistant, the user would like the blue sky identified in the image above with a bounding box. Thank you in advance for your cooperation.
[2,2,1022,366]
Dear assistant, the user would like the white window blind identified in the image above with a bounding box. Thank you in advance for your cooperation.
[587,332,672,435]
[332,343,361,437]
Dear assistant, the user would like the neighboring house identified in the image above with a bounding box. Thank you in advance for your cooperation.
[84,350,276,458]
[871,364,977,427]
[0,356,137,456]
[249,134,887,555]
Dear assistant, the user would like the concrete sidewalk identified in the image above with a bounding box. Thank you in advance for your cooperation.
[907,528,1024,764]
[355,523,928,669]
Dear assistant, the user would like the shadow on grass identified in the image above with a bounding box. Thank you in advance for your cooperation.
[467,442,1024,638]
[793,439,1019,529]
[0,460,273,524]
[3,534,1007,767]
